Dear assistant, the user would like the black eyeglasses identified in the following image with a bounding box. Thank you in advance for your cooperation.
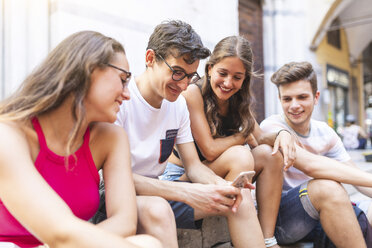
[157,54,200,85]
[106,63,132,88]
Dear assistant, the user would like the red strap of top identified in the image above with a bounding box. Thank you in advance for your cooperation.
[31,117,48,150]
[31,117,91,154]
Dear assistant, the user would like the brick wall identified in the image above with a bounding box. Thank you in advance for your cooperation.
[239,0,265,123]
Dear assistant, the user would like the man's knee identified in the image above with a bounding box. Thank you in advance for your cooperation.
[138,196,174,225]
[308,179,349,208]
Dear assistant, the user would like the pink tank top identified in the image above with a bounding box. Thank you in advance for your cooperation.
[0,118,100,247]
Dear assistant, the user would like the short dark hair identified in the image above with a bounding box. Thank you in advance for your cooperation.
[271,62,317,95]
[147,20,210,64]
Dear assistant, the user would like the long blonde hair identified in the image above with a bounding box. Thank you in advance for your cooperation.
[0,30,125,154]
[202,36,255,138]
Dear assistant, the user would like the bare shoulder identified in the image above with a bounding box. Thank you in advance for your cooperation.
[0,121,32,165]
[88,123,129,169]
[91,122,127,140]
[183,84,202,100]
[182,84,204,107]
[0,121,28,145]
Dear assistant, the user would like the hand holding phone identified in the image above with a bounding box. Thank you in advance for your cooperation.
[230,171,255,188]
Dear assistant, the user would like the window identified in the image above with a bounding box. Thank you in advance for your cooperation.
[327,19,341,49]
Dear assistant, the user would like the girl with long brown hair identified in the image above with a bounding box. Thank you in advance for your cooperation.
[163,36,296,248]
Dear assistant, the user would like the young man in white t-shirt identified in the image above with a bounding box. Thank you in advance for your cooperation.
[260,61,372,247]
[112,20,268,248]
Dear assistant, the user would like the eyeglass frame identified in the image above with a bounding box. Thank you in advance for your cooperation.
[157,54,201,85]
[105,63,132,87]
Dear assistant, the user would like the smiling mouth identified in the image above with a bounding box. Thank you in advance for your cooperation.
[219,85,232,93]
[168,85,181,95]
[289,111,304,117]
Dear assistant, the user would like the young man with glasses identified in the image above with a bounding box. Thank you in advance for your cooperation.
[111,20,267,247]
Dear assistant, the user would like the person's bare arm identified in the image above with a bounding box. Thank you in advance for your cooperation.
[342,160,372,197]
[294,145,372,187]
[93,123,137,237]
[133,140,246,214]
[0,122,142,248]
[133,172,242,214]
[252,121,296,169]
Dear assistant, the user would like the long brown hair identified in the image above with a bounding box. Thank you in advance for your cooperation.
[0,30,125,154]
[201,36,255,138]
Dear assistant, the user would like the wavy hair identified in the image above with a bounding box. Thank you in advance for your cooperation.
[271,61,317,95]
[201,36,255,138]
[147,20,210,63]
[0,30,125,154]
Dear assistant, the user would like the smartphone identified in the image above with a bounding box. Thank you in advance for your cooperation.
[230,171,255,188]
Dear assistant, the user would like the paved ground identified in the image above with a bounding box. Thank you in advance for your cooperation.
[343,148,372,202]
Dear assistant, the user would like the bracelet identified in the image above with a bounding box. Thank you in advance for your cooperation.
[276,129,291,139]
[264,236,277,247]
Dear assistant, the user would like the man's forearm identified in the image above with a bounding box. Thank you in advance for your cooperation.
[185,162,222,185]
[354,185,372,198]
[295,146,372,187]
[133,173,189,201]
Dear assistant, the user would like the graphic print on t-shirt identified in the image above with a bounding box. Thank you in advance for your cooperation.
[159,129,178,163]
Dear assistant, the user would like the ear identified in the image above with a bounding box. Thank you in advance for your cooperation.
[207,65,212,76]
[314,91,320,105]
[145,49,156,67]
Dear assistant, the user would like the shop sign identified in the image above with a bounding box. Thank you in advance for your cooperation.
[326,64,349,88]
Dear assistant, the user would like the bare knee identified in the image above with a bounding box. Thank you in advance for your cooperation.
[138,196,174,231]
[308,179,350,210]
[126,234,163,248]
[224,145,254,171]
[252,144,283,172]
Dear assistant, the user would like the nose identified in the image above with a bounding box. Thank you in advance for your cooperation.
[223,76,233,87]
[290,99,300,109]
[122,86,130,100]
[177,79,189,91]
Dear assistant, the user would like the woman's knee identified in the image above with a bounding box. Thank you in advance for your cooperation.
[223,145,254,170]
[252,144,283,171]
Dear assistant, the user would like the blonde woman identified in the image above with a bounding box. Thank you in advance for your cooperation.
[0,31,160,248]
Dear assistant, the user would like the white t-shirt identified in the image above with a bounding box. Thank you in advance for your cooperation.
[260,114,350,191]
[115,78,193,178]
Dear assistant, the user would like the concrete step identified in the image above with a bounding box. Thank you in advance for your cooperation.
[177,216,313,248]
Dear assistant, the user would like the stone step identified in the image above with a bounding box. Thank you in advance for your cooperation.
[177,216,313,248]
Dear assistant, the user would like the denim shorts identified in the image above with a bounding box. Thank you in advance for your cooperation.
[168,199,203,229]
[159,163,202,229]
[275,181,372,245]
[275,181,320,245]
[159,162,185,181]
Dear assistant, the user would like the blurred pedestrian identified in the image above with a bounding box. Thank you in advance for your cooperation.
[342,114,368,150]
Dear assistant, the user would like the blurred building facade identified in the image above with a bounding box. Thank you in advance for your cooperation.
[1,0,371,131]
[264,0,372,133]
